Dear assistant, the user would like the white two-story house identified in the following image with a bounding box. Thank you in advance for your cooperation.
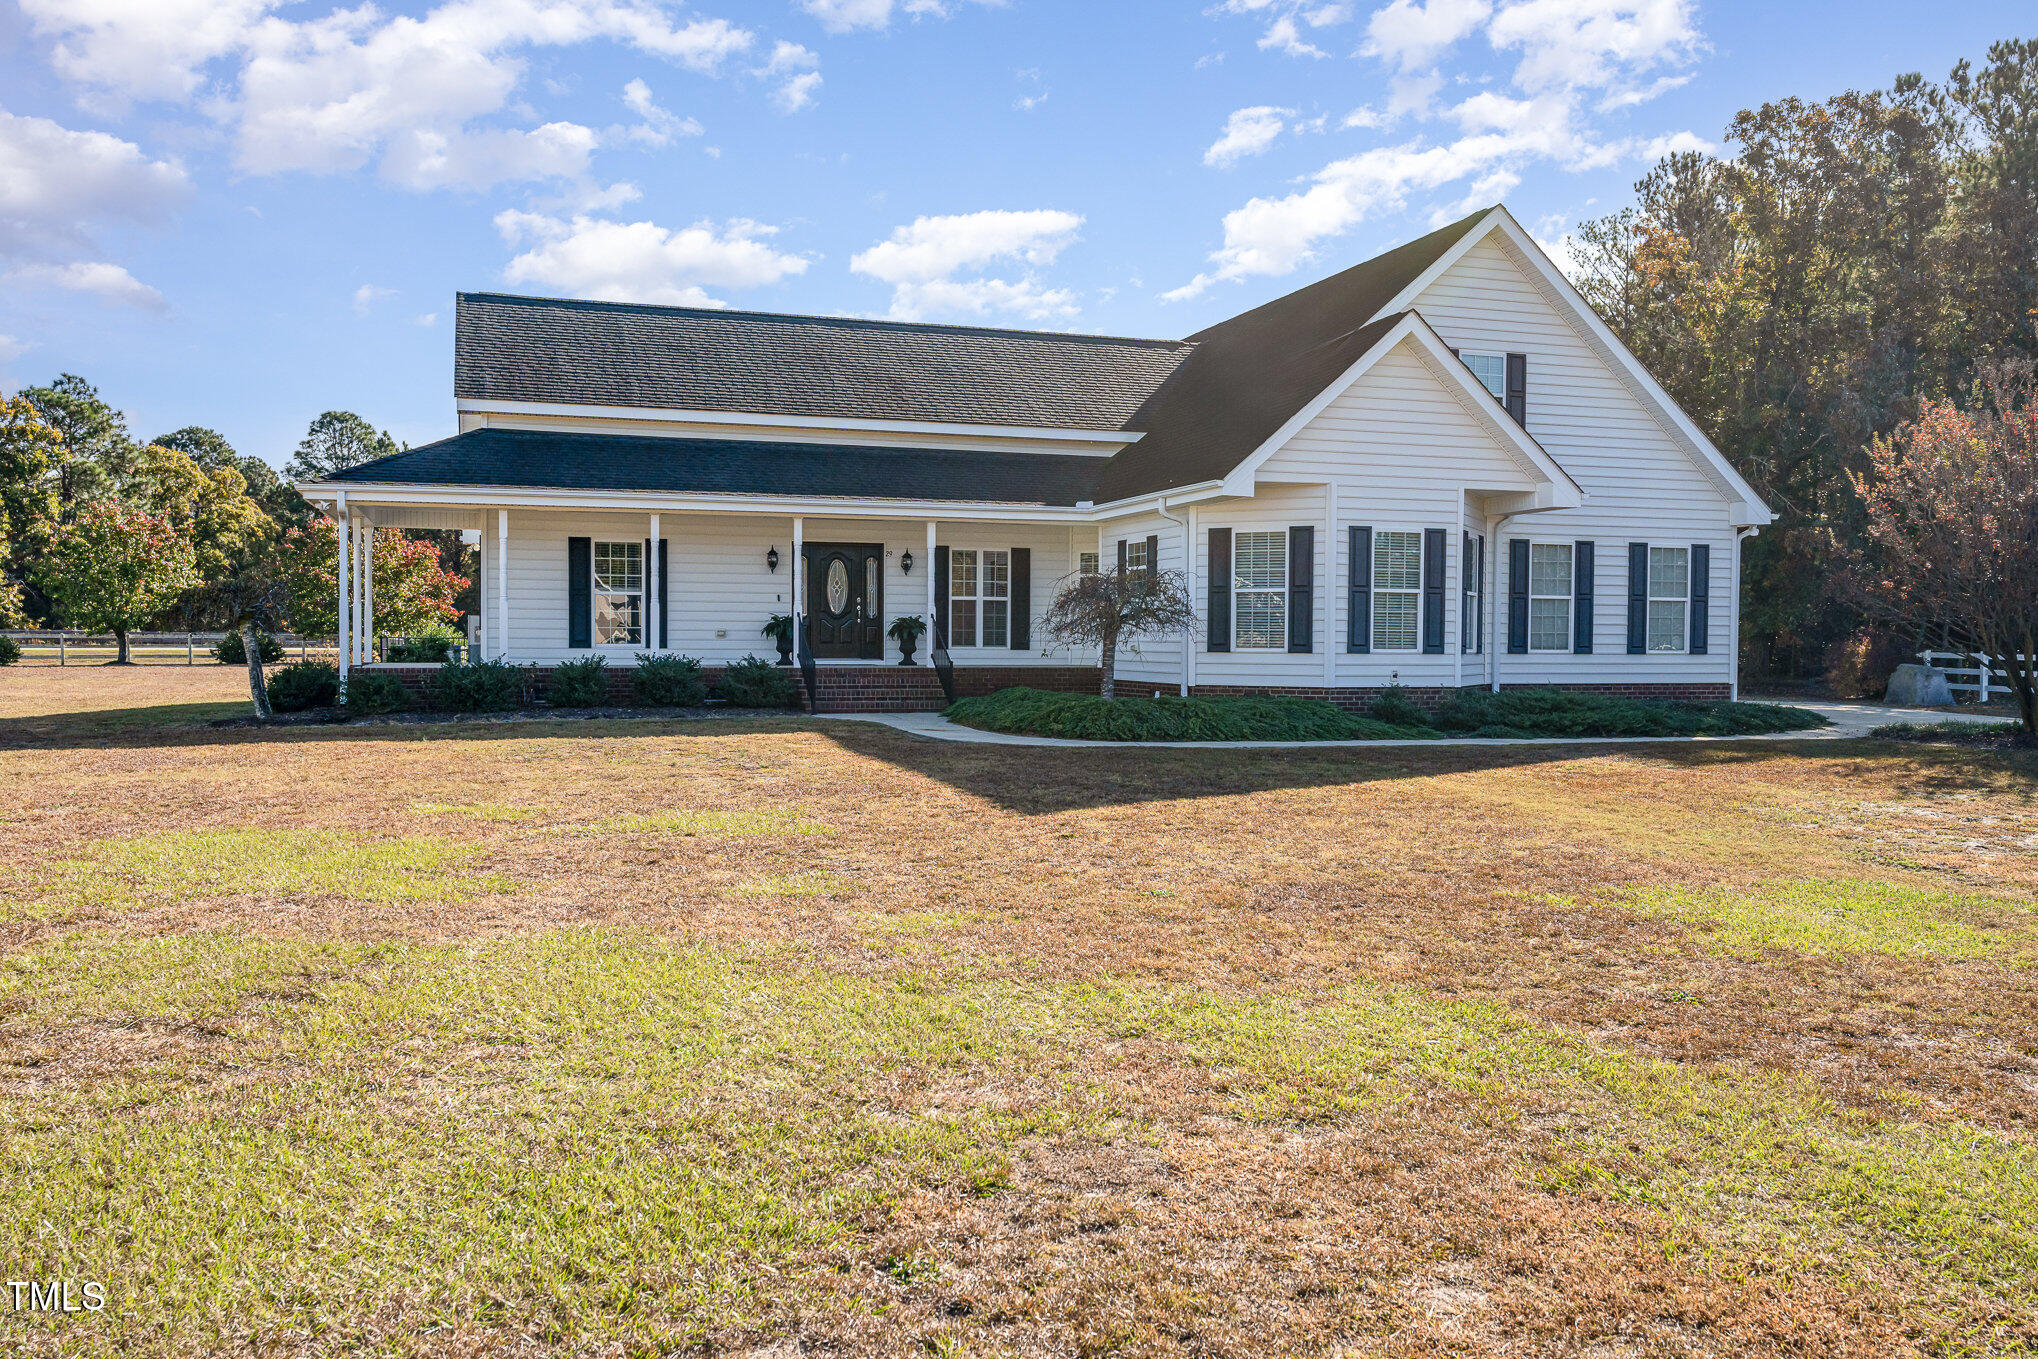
[299,204,1771,713]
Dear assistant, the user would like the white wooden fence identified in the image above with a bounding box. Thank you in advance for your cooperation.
[1918,651,2030,703]
[4,631,335,666]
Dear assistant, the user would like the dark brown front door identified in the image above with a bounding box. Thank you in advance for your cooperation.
[803,542,884,659]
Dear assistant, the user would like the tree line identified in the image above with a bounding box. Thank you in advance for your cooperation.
[1574,37,2038,682]
[0,378,470,660]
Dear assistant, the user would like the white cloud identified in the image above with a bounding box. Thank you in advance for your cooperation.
[19,0,274,104]
[1204,106,1293,168]
[621,78,704,146]
[352,282,396,313]
[1637,129,1711,159]
[495,209,808,306]
[0,109,188,254]
[7,260,166,310]
[1214,0,1351,58]
[851,208,1083,321]
[1487,0,1701,97]
[756,41,822,113]
[414,312,439,326]
[1385,70,1445,119]
[795,0,1000,34]
[1360,0,1491,69]
[1013,67,1047,112]
[381,122,601,191]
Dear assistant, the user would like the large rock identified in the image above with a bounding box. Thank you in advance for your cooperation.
[1884,663,1954,707]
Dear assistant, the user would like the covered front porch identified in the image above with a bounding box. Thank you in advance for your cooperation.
[312,491,1108,711]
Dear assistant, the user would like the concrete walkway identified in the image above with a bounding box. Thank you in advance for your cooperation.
[824,700,2008,750]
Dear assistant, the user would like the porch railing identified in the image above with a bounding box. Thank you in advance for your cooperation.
[795,612,818,714]
[928,618,956,707]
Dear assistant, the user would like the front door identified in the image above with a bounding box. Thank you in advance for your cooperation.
[803,542,884,659]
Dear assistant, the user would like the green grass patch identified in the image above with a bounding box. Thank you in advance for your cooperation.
[599,808,828,836]
[945,687,1437,741]
[1604,879,2036,961]
[35,828,509,915]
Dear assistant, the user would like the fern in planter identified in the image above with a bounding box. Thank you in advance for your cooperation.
[887,614,927,665]
[547,654,610,708]
[762,614,796,665]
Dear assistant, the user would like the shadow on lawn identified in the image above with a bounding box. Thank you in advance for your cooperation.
[6,700,2030,811]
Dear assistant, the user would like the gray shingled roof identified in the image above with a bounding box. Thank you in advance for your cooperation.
[457,293,1194,432]
[328,209,1496,505]
[322,428,1102,506]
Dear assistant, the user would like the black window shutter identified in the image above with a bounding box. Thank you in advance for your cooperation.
[567,537,591,648]
[1422,527,1447,654]
[1689,543,1710,655]
[1573,540,1594,654]
[933,545,950,647]
[1507,538,1529,653]
[1287,525,1313,653]
[1207,527,1231,653]
[648,538,668,649]
[1627,542,1648,654]
[1505,352,1527,427]
[1010,547,1031,649]
[1117,538,1128,574]
[1461,532,1474,651]
[1144,533,1159,582]
[1347,525,1371,653]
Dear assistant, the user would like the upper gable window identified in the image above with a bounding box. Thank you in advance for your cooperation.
[1460,351,1507,402]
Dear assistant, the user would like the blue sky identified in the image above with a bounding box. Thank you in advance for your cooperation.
[1,0,2029,466]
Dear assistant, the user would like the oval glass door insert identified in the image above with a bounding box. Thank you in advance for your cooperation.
[825,558,850,614]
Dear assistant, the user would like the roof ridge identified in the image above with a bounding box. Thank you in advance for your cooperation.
[457,291,1194,350]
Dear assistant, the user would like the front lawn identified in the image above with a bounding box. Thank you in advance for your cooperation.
[0,665,2033,1357]
[947,684,1828,742]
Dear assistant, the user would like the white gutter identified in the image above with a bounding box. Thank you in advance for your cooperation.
[456,398,1142,448]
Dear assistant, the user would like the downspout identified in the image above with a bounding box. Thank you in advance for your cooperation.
[1489,512,1519,694]
[1731,526,1758,702]
[1156,494,1191,696]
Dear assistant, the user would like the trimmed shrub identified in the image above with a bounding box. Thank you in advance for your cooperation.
[715,654,798,709]
[547,655,610,708]
[0,635,18,665]
[1432,687,1827,738]
[431,659,527,712]
[267,660,340,712]
[633,653,707,707]
[1369,682,1428,728]
[214,631,284,665]
[947,687,1434,741]
[342,670,410,717]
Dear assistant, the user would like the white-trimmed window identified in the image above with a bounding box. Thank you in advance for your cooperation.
[1233,530,1287,650]
[1647,546,1690,653]
[1124,538,1149,573]
[1078,550,1099,577]
[949,548,1010,648]
[1463,532,1484,654]
[1528,542,1573,652]
[1371,530,1421,652]
[592,540,643,645]
[1460,351,1507,402]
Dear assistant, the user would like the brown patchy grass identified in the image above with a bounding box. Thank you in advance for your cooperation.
[1,666,2035,1357]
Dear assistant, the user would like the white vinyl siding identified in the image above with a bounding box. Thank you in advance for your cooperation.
[1648,546,1690,653]
[592,540,642,646]
[1371,530,1421,652]
[1528,543,1572,652]
[1233,530,1287,650]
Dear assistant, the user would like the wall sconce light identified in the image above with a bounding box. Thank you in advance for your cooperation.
[900,550,914,575]
[766,546,780,573]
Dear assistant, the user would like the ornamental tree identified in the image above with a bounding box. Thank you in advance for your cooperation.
[1847,357,2038,742]
[1041,565,1199,700]
[0,397,61,626]
[34,501,199,663]
[278,517,467,638]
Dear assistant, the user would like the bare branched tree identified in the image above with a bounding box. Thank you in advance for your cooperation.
[1042,565,1199,700]
[1845,356,2038,742]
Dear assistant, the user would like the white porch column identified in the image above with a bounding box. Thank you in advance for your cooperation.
[647,513,660,652]
[358,515,370,664]
[1322,487,1335,688]
[351,511,366,666]
[495,510,510,660]
[335,496,350,683]
[925,520,937,643]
